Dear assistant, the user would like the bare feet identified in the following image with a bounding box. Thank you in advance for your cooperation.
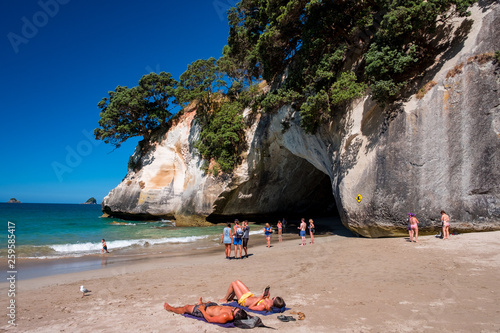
[164,303,172,311]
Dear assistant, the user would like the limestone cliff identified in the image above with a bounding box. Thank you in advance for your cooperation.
[103,3,500,235]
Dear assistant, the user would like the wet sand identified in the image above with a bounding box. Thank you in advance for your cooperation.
[1,225,500,332]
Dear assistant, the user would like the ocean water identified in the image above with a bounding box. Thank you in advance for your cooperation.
[0,203,264,259]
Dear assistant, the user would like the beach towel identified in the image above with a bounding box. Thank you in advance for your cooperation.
[182,313,235,328]
[182,313,271,329]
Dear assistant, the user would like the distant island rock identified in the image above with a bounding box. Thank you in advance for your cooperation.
[7,198,21,203]
[82,197,97,204]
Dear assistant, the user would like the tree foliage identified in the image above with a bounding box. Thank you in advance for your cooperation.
[95,72,178,148]
[96,0,479,173]
[177,57,225,124]
[225,0,477,128]
[195,101,246,174]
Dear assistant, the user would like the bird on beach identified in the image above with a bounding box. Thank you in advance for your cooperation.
[80,285,91,298]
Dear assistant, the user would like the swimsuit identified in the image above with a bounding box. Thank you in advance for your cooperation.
[410,224,417,229]
[256,299,266,307]
[223,227,232,244]
[238,292,254,306]
[265,227,272,236]
[191,302,218,318]
[300,230,306,237]
[442,216,450,227]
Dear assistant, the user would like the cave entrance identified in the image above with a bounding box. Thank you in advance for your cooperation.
[270,166,347,236]
[209,155,348,234]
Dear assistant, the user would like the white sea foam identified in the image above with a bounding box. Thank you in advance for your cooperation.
[49,235,210,254]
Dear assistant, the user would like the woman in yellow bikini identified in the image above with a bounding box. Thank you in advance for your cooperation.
[219,280,286,312]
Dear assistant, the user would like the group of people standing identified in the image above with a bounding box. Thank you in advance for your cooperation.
[221,217,317,258]
[221,219,250,259]
[264,218,316,248]
[407,210,451,243]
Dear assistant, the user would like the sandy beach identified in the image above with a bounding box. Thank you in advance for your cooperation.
[1,223,500,332]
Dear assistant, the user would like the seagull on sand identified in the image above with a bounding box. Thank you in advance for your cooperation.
[80,285,91,298]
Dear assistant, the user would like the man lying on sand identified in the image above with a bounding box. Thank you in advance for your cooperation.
[219,279,286,312]
[164,297,248,324]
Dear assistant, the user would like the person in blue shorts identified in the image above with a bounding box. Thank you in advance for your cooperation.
[264,223,273,248]
[298,218,307,246]
[101,239,109,253]
[233,219,243,259]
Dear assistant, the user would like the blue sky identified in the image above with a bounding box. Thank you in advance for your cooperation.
[0,0,237,203]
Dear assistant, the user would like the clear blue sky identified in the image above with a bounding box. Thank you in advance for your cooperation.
[0,0,236,203]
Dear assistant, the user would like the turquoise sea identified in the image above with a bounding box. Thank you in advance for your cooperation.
[0,203,264,260]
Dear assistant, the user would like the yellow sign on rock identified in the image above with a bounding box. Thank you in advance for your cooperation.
[356,194,362,203]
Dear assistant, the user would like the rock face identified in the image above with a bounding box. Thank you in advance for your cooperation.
[7,198,21,203]
[102,3,500,235]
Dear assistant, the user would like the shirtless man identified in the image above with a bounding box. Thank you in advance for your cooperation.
[441,210,450,240]
[219,280,286,312]
[298,218,307,246]
[164,297,248,324]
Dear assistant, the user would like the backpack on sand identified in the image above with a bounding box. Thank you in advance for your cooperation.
[233,315,274,329]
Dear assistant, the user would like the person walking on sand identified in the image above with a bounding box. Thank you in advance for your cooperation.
[233,219,243,259]
[298,218,307,246]
[407,214,414,241]
[101,239,109,253]
[308,219,315,244]
[264,223,273,248]
[164,297,248,324]
[277,220,283,242]
[441,210,450,240]
[221,223,233,259]
[242,220,250,258]
[409,213,419,242]
[219,280,286,312]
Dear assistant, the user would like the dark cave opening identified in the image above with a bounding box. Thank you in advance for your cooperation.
[207,157,344,235]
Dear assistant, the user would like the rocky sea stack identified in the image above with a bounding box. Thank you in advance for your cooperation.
[83,197,97,204]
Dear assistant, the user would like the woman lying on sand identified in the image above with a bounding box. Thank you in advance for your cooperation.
[219,280,286,312]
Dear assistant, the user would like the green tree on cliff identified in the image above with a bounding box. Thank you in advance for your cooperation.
[178,57,249,174]
[226,0,477,130]
[195,101,246,174]
[177,58,225,125]
[95,72,178,148]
